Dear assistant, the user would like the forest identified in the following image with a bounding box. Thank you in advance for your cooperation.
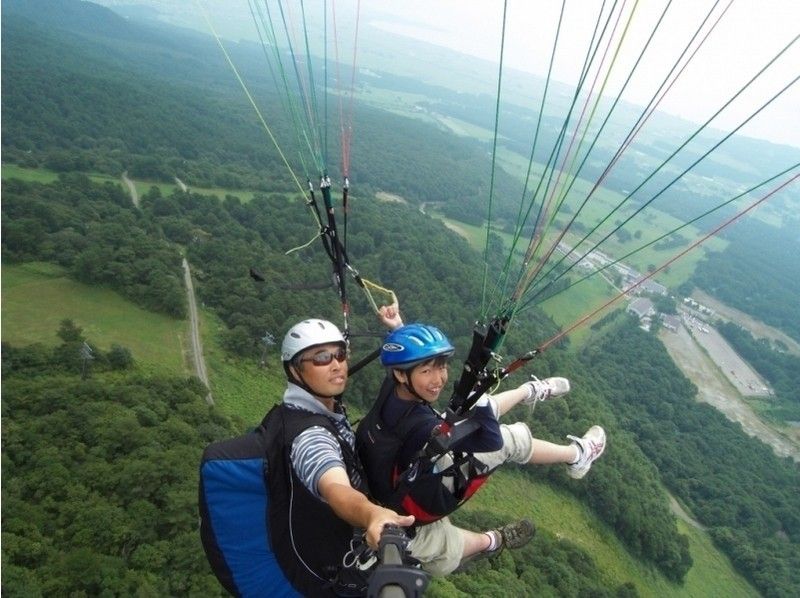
[716,321,800,422]
[581,319,800,596]
[691,219,800,343]
[3,0,800,596]
[1,5,524,226]
[2,325,232,596]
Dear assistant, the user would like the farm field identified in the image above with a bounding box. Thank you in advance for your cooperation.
[2,262,186,375]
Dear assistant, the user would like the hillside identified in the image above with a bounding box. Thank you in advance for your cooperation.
[6,169,796,596]
[3,1,800,596]
[2,272,764,597]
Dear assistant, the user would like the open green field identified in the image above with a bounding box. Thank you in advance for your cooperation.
[1,260,280,426]
[2,262,186,374]
[127,179,258,204]
[200,309,286,427]
[2,163,121,186]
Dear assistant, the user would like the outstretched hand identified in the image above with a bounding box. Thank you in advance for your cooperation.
[365,509,414,550]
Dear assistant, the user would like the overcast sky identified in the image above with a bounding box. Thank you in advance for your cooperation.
[361,0,799,148]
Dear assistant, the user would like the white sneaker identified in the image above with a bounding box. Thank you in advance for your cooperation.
[522,376,571,405]
[566,425,606,479]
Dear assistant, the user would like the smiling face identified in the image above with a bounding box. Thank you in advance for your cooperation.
[290,343,348,399]
[394,357,450,403]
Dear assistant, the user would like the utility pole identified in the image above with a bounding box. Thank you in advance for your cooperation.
[80,342,94,380]
[260,332,275,368]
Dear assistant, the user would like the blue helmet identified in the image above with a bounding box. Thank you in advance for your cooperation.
[381,324,455,369]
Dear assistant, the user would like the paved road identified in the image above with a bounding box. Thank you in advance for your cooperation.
[122,174,212,404]
[693,289,800,357]
[182,258,213,405]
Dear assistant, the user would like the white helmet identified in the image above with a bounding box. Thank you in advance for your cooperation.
[281,319,346,362]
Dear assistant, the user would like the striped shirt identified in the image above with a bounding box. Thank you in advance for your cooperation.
[284,384,362,501]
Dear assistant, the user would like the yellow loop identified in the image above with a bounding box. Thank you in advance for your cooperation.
[360,279,398,314]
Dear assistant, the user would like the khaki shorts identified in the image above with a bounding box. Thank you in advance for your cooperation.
[406,422,534,576]
[408,516,464,576]
[474,421,535,470]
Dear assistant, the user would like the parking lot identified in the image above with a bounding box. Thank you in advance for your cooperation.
[660,323,799,462]
[687,320,771,397]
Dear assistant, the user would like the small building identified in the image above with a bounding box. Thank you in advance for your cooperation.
[628,297,656,320]
[641,279,667,296]
[623,273,667,297]
[661,314,681,333]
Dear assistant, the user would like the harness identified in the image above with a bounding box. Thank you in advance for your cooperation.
[356,377,492,525]
[262,404,370,596]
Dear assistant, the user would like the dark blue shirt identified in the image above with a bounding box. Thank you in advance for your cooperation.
[380,389,503,471]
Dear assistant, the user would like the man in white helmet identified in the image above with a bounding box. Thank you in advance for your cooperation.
[262,317,413,596]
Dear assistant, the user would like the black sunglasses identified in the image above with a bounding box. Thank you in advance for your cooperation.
[300,348,348,366]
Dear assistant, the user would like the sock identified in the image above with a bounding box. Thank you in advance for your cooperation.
[568,443,582,465]
[484,531,500,552]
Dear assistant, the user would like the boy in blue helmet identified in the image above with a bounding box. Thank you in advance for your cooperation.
[356,307,606,575]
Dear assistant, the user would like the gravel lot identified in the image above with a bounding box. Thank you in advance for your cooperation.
[660,323,799,462]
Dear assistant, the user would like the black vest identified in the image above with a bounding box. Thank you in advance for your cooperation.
[261,403,369,597]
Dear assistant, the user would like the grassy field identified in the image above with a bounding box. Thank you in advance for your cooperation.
[442,468,758,597]
[1,163,258,203]
[200,309,286,427]
[1,260,282,427]
[2,262,186,374]
[2,163,121,186]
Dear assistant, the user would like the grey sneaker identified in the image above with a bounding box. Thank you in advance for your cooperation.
[496,518,536,550]
[523,376,571,405]
[566,425,606,479]
[456,519,535,570]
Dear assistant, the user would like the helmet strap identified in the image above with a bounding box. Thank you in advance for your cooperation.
[395,368,426,403]
[286,362,338,401]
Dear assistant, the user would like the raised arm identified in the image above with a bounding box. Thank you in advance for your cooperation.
[377,297,404,331]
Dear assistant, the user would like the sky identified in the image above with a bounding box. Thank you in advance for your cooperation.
[103,0,799,148]
[361,0,799,148]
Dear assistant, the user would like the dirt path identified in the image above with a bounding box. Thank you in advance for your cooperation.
[375,191,408,204]
[668,494,707,531]
[660,325,799,461]
[121,171,140,209]
[182,258,213,405]
[175,177,188,192]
